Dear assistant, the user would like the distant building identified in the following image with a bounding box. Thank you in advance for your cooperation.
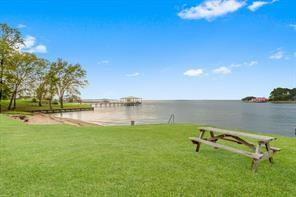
[293,96,296,101]
[250,97,269,103]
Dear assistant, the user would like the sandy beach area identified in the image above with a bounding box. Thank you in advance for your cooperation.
[10,113,100,127]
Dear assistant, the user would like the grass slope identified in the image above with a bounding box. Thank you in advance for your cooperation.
[0,99,91,113]
[0,115,296,196]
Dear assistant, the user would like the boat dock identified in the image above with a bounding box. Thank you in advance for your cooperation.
[83,96,142,107]
[30,107,94,114]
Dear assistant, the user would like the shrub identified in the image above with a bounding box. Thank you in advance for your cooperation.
[52,99,59,105]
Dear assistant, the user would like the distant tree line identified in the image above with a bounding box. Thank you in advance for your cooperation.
[269,87,296,101]
[242,87,296,102]
[241,96,256,102]
[0,23,87,112]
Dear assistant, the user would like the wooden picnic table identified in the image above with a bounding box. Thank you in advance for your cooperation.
[189,127,280,172]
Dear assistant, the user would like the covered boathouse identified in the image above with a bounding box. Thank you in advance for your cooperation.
[120,96,142,106]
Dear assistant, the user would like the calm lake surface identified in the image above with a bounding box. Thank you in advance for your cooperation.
[56,100,296,136]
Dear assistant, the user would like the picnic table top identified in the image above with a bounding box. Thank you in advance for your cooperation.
[199,127,276,142]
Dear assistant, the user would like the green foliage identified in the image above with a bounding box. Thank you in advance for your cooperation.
[242,96,256,101]
[51,58,88,108]
[269,87,296,101]
[52,99,59,105]
[6,52,41,109]
[31,98,37,103]
[1,84,10,99]
[66,95,81,103]
[0,116,295,196]
[0,23,24,112]
[0,23,23,47]
[0,23,88,112]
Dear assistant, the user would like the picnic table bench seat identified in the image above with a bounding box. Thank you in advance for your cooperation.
[189,137,263,160]
[189,127,280,172]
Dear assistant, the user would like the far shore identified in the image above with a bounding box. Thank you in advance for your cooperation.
[270,101,296,104]
[243,101,296,104]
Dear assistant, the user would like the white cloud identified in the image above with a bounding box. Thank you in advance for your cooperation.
[19,35,47,54]
[246,60,258,66]
[17,24,26,29]
[289,24,296,31]
[213,66,232,74]
[269,49,284,60]
[126,72,140,77]
[23,36,36,48]
[229,63,242,68]
[178,0,246,21]
[97,60,110,65]
[184,69,204,77]
[24,45,47,53]
[247,0,278,12]
[229,60,258,68]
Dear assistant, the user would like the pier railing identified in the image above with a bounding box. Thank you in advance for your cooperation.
[30,107,94,114]
[91,101,142,107]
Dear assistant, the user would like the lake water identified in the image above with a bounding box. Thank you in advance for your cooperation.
[56,100,296,136]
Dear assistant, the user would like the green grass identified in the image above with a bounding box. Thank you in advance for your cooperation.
[0,115,296,196]
[0,99,91,113]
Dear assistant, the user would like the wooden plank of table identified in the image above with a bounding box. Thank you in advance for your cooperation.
[199,127,275,142]
[189,137,263,160]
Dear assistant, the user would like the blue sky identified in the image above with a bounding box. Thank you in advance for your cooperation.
[1,0,295,99]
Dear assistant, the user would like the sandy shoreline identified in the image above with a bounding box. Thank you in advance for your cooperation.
[10,113,101,127]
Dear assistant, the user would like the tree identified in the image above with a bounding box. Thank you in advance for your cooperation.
[0,24,89,112]
[0,24,23,112]
[52,59,87,108]
[6,52,40,110]
[0,24,23,113]
[269,87,296,101]
[45,64,59,110]
[242,96,256,102]
[290,88,296,98]
[34,59,50,106]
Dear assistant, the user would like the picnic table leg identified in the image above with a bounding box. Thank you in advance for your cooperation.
[195,143,201,152]
[210,131,218,149]
[251,159,259,172]
[210,131,214,138]
[251,142,262,172]
[195,129,206,152]
[265,143,273,164]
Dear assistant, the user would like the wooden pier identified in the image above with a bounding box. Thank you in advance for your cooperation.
[93,102,124,107]
[30,107,94,114]
[84,96,142,108]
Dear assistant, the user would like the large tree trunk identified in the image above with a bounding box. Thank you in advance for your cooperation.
[8,88,16,110]
[38,99,42,107]
[59,96,64,108]
[49,98,52,110]
[8,86,18,110]
[37,93,42,107]
[8,93,14,110]
[12,89,17,109]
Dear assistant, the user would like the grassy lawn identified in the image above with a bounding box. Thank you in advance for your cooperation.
[1,115,296,196]
[0,99,91,113]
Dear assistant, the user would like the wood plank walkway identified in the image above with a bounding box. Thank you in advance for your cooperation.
[30,107,94,114]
